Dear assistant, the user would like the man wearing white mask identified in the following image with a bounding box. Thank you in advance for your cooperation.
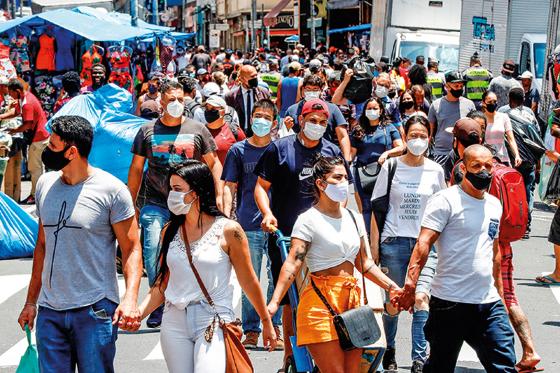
[128,80,222,328]
[254,98,351,366]
[375,74,405,139]
[283,75,351,161]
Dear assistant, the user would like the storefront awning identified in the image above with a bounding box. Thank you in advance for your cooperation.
[328,23,371,35]
[269,29,297,36]
[263,0,292,27]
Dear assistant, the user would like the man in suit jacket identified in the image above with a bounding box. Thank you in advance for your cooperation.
[226,65,271,136]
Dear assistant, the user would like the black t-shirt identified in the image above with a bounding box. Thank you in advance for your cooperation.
[191,53,212,70]
[131,118,217,208]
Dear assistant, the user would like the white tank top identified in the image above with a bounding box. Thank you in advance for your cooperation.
[164,217,234,310]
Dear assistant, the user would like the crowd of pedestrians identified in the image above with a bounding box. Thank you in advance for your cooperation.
[4,43,556,373]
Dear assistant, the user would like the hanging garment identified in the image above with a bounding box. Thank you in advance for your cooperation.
[0,38,10,60]
[80,45,104,87]
[108,46,133,93]
[9,34,31,73]
[159,36,176,74]
[36,34,55,71]
[54,28,75,71]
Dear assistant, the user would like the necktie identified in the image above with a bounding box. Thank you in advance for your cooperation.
[245,89,252,131]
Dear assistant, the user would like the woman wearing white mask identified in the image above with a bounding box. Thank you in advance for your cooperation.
[370,115,445,372]
[268,155,401,373]
[351,97,404,233]
[135,160,276,372]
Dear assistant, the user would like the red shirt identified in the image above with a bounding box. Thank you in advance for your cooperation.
[22,92,49,142]
[208,123,245,164]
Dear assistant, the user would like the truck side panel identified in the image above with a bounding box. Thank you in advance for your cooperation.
[506,0,550,61]
[390,0,461,31]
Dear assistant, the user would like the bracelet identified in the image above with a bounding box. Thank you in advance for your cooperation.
[25,302,37,308]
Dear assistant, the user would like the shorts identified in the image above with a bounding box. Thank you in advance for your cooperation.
[296,275,361,346]
[416,248,438,296]
[548,207,560,246]
[499,241,519,308]
[268,233,291,305]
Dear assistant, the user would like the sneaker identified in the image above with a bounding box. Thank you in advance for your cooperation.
[382,347,398,372]
[146,304,164,328]
[274,326,284,351]
[411,360,424,373]
[242,331,259,349]
[21,195,35,205]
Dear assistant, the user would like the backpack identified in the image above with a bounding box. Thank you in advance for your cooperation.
[184,100,201,119]
[488,163,528,243]
[341,57,374,104]
[223,108,241,141]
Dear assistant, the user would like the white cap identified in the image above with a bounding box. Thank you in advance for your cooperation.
[519,70,533,80]
[206,95,227,109]
[202,82,221,98]
[0,76,9,85]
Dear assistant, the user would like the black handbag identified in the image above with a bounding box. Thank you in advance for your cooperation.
[370,158,397,240]
[342,57,374,104]
[357,126,391,195]
[310,209,382,351]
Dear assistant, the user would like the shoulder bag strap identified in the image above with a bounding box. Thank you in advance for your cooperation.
[180,224,215,308]
[310,278,338,317]
[386,157,397,197]
[345,208,369,305]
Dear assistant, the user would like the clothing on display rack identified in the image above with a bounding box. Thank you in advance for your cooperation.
[159,35,176,75]
[10,34,31,73]
[34,74,61,119]
[0,38,10,60]
[81,44,104,87]
[36,33,55,71]
[107,45,133,93]
[54,28,76,71]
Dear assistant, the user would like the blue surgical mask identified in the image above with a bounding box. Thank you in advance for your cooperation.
[251,117,273,137]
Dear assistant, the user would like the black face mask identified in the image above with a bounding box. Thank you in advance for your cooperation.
[465,169,492,190]
[402,101,414,110]
[450,88,463,98]
[248,77,258,89]
[204,109,220,124]
[388,90,397,99]
[485,103,497,113]
[42,146,70,171]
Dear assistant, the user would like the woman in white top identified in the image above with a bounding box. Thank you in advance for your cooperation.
[268,155,400,373]
[136,160,276,373]
[481,91,522,167]
[370,115,446,372]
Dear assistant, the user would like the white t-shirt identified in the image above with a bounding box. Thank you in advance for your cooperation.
[371,158,446,241]
[291,207,367,273]
[421,185,502,304]
[484,112,512,164]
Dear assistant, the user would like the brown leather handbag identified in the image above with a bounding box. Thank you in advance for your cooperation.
[181,224,254,373]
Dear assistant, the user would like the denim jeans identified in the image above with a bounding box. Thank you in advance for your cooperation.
[242,230,282,333]
[520,168,536,228]
[36,298,118,373]
[139,205,171,286]
[424,297,516,373]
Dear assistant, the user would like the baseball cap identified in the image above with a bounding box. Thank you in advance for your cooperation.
[301,99,329,117]
[502,59,516,74]
[196,68,208,76]
[452,118,482,144]
[202,82,221,98]
[445,71,465,83]
[519,71,534,80]
[206,95,227,109]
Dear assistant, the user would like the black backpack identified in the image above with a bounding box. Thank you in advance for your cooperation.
[341,57,374,104]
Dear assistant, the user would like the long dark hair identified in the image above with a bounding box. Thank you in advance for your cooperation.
[154,160,224,288]
[403,114,431,137]
[353,97,388,141]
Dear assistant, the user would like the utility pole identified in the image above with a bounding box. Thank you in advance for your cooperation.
[152,0,159,25]
[9,0,15,19]
[130,0,138,26]
[261,4,266,48]
[181,0,186,32]
[251,0,257,51]
[310,0,315,49]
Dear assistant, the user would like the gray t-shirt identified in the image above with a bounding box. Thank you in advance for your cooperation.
[428,96,476,155]
[488,75,522,109]
[35,169,135,310]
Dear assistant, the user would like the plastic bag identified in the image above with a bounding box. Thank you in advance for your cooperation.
[0,192,38,259]
[15,325,39,373]
[342,57,374,104]
[545,161,560,202]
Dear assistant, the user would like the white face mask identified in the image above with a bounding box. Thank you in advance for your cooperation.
[303,122,326,141]
[324,180,349,203]
[375,86,388,98]
[167,190,196,215]
[304,91,321,101]
[365,109,380,121]
[407,138,429,156]
[166,100,184,118]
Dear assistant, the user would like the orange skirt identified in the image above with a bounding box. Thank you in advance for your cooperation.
[296,274,361,346]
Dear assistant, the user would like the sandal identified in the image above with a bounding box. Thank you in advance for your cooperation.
[516,363,544,373]
[535,274,560,286]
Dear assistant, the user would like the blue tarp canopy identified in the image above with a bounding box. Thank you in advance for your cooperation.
[139,31,196,43]
[0,9,155,41]
[72,6,172,32]
[284,35,299,43]
[328,23,371,35]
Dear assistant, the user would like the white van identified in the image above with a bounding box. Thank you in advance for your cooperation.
[391,31,460,72]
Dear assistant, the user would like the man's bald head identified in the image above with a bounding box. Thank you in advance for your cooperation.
[239,65,258,88]
[463,144,493,165]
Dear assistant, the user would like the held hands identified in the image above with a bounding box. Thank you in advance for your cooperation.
[17,304,37,330]
[390,284,416,312]
[261,319,278,352]
[113,298,142,332]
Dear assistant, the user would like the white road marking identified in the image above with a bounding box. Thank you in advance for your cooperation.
[144,341,163,360]
[458,343,479,362]
[0,274,31,305]
[0,332,35,367]
[551,286,560,305]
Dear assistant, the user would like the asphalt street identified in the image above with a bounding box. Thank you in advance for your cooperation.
[0,183,559,372]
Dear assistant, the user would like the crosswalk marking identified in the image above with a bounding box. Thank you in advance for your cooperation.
[0,332,35,367]
[549,284,560,304]
[0,275,31,305]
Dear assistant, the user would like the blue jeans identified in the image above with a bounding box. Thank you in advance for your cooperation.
[424,297,516,373]
[520,168,536,228]
[242,230,282,333]
[36,298,118,373]
[139,205,170,286]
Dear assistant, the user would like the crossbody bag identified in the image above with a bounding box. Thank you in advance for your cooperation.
[310,209,382,351]
[357,125,391,195]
